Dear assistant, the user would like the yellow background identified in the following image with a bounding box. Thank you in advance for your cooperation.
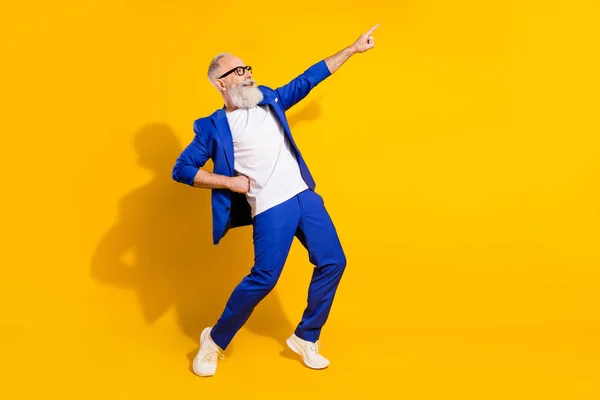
[2,0,599,398]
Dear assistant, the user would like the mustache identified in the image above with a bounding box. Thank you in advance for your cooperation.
[239,79,256,87]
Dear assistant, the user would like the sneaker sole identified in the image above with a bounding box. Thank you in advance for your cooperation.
[193,328,215,377]
[286,337,330,370]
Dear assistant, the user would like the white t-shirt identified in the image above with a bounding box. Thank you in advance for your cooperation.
[226,104,308,217]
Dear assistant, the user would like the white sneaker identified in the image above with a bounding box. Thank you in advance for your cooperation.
[286,333,330,369]
[193,327,224,377]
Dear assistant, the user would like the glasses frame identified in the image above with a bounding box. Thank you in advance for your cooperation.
[218,65,252,79]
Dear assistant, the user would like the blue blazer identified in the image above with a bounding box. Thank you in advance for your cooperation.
[172,60,332,244]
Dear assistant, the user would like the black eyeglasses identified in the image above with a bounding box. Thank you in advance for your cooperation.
[218,65,252,79]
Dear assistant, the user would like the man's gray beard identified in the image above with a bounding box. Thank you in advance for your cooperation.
[229,80,264,109]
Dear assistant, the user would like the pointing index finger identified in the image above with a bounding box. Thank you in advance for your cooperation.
[366,23,379,36]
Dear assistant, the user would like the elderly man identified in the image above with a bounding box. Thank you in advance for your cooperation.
[172,24,378,376]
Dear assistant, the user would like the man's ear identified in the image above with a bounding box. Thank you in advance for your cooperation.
[215,78,227,91]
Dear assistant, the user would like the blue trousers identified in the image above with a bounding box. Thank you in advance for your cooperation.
[210,189,347,350]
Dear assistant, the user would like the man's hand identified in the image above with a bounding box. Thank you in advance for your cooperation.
[352,24,379,54]
[324,23,379,74]
[228,175,250,194]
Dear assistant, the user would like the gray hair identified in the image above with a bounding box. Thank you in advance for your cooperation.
[207,53,229,85]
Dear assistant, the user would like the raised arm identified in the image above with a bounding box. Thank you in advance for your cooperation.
[274,24,379,111]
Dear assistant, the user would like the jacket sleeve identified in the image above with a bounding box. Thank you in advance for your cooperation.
[274,60,331,111]
[172,122,211,186]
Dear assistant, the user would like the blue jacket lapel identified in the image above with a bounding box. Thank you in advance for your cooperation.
[258,88,296,146]
[214,107,235,175]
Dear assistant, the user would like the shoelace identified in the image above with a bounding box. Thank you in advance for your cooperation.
[309,340,323,355]
[200,347,225,363]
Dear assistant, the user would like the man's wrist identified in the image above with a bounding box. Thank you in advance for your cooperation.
[223,176,234,190]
